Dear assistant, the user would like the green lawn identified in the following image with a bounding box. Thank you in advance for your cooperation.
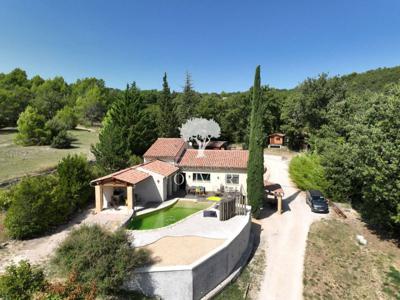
[0,128,98,182]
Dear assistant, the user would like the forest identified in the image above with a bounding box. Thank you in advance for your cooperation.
[0,65,399,235]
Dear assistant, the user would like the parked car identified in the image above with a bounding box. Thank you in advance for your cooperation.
[306,190,329,213]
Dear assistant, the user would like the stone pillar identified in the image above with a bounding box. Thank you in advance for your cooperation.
[277,193,282,214]
[95,185,103,213]
[127,185,134,210]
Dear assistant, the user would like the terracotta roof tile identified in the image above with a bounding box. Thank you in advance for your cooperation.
[91,167,151,185]
[113,169,151,185]
[178,149,248,170]
[140,160,179,177]
[269,133,285,137]
[143,138,186,159]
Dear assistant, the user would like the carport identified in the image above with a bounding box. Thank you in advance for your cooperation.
[264,181,284,214]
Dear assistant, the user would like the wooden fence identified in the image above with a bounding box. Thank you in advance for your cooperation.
[219,191,247,221]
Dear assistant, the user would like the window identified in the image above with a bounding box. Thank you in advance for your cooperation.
[226,174,239,184]
[193,173,211,182]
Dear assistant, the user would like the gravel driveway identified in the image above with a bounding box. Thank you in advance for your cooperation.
[257,154,327,300]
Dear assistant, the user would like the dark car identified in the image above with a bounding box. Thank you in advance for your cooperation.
[306,190,329,213]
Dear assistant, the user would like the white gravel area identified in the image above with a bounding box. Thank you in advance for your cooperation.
[257,155,327,300]
[0,206,133,272]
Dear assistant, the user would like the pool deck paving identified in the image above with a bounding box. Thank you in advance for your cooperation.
[129,207,250,248]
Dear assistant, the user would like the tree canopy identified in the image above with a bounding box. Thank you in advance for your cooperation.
[91,83,157,172]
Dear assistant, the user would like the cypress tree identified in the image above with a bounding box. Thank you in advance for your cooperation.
[158,73,178,137]
[247,65,265,217]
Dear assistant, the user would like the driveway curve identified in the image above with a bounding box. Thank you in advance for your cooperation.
[257,154,326,300]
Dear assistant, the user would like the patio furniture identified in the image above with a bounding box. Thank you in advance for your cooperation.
[187,186,195,194]
[195,186,206,196]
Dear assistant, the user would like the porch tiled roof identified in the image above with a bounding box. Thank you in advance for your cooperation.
[91,167,151,185]
[143,138,186,159]
[178,149,249,170]
[141,160,179,177]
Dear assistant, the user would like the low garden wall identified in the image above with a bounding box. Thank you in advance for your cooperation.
[124,212,251,300]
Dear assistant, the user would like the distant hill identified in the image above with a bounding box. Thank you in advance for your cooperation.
[340,65,400,93]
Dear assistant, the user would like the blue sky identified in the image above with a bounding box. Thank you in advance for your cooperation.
[0,0,399,92]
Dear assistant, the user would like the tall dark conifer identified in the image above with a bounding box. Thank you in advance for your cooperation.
[91,83,157,172]
[247,65,265,217]
[158,73,178,137]
[175,72,199,124]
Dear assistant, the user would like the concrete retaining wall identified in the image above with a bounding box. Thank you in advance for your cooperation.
[124,213,251,300]
[192,217,251,299]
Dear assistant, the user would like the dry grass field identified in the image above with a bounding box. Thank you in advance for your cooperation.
[0,128,98,182]
[303,213,400,299]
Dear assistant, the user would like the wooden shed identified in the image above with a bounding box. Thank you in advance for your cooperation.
[268,133,285,148]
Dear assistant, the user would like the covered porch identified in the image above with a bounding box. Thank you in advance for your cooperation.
[94,179,136,213]
[91,166,152,213]
[91,160,181,213]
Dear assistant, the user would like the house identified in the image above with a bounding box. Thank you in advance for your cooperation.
[179,149,248,195]
[91,159,180,212]
[92,138,249,212]
[191,140,228,150]
[268,133,285,148]
[143,138,186,165]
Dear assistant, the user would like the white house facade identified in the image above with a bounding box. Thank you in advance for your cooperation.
[91,138,249,212]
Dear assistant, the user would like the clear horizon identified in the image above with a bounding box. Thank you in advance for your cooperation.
[1,0,399,92]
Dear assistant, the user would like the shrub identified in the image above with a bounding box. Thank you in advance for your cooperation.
[52,225,150,295]
[4,175,58,239]
[50,130,73,149]
[54,154,92,219]
[289,153,329,193]
[36,272,97,300]
[0,260,46,300]
[53,106,78,130]
[4,155,93,239]
[15,106,49,146]
[0,189,12,211]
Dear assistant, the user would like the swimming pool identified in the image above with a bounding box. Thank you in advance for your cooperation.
[127,200,211,230]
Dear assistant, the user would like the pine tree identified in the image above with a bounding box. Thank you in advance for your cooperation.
[158,73,178,137]
[175,72,200,124]
[91,83,157,172]
[247,66,265,217]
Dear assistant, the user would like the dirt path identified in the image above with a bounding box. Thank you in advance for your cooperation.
[0,207,132,273]
[257,155,327,300]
